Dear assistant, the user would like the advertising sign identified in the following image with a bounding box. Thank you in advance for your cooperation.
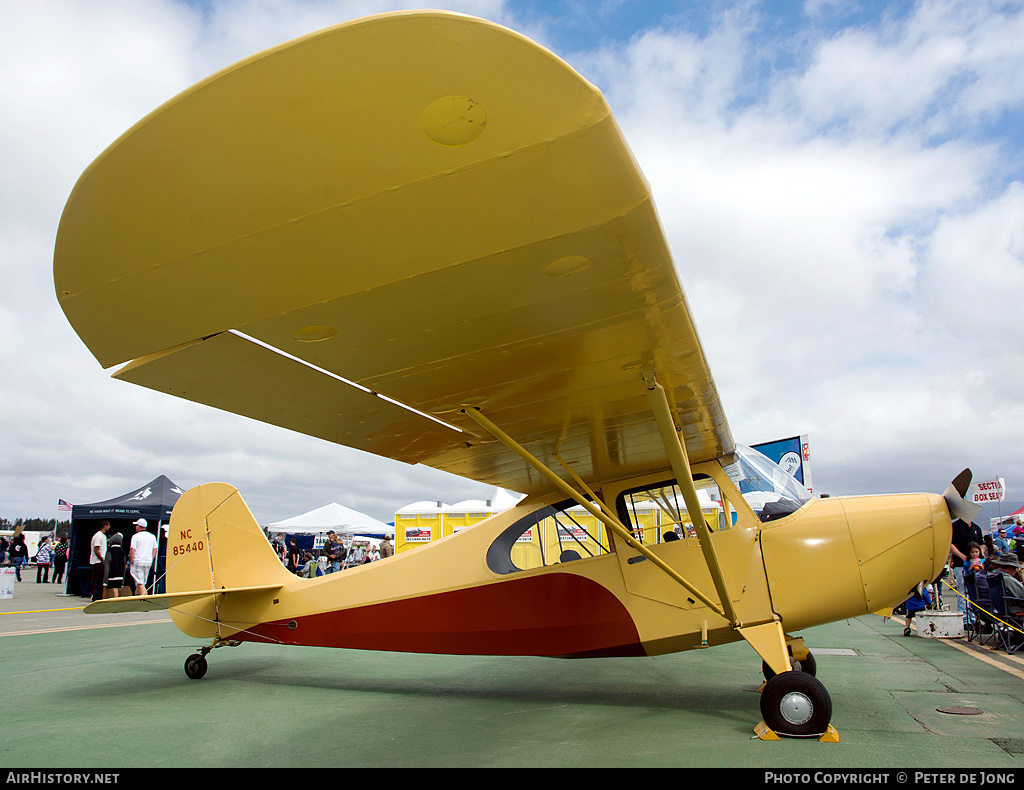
[751,435,813,493]
[968,478,1005,504]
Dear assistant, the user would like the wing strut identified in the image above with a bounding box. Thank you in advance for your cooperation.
[461,406,727,618]
[642,372,741,628]
[643,374,796,669]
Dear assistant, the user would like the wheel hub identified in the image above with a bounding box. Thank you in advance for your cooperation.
[780,691,813,725]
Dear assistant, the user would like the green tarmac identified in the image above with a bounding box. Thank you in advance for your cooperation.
[3,581,1024,769]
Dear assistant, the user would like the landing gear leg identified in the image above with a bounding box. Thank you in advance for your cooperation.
[743,624,837,740]
[762,651,816,680]
[762,637,817,680]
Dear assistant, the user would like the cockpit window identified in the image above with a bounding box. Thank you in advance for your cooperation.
[617,475,734,544]
[723,445,812,522]
[486,499,611,575]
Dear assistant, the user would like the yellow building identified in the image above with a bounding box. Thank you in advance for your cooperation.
[394,500,446,554]
[394,486,730,557]
[395,489,523,554]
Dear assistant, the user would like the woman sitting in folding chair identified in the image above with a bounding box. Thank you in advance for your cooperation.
[990,554,1024,608]
[987,553,1024,653]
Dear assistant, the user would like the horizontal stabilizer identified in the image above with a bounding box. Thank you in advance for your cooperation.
[82,584,283,614]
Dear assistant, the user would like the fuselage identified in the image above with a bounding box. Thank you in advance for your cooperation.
[185,460,951,659]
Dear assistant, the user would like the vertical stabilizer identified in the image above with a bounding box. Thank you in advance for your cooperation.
[167,483,291,638]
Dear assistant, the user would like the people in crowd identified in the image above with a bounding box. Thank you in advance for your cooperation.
[89,521,111,601]
[128,519,157,596]
[34,536,52,583]
[104,532,126,598]
[983,534,997,562]
[935,543,1024,652]
[287,539,302,573]
[950,518,977,626]
[902,583,931,636]
[965,543,985,574]
[324,531,347,573]
[52,537,68,585]
[990,552,1024,616]
[9,534,28,582]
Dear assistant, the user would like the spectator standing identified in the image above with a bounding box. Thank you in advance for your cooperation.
[35,536,52,583]
[9,535,28,582]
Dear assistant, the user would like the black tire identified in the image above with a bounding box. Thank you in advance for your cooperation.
[184,654,208,680]
[759,671,832,737]
[762,650,816,680]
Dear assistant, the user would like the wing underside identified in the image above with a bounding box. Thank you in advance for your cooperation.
[54,11,733,494]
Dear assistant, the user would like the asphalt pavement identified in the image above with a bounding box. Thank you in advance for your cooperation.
[3,577,1024,771]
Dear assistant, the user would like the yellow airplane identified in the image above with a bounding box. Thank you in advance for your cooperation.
[53,11,979,738]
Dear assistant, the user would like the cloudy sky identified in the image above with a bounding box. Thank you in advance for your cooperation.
[2,0,1022,527]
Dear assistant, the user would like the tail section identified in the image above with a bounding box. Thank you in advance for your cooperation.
[167,482,289,594]
[166,482,292,638]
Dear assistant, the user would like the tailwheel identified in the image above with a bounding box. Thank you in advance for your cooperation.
[182,638,241,679]
[184,653,208,680]
[759,671,832,738]
[762,650,816,681]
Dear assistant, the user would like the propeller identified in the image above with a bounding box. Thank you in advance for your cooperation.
[942,468,983,523]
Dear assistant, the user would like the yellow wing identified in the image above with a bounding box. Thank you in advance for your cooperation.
[54,11,733,495]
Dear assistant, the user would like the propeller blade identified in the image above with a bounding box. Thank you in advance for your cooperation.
[950,468,973,500]
[943,468,982,523]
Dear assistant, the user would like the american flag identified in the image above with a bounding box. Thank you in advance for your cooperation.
[57,499,73,511]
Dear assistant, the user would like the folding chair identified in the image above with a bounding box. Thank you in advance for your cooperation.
[968,572,1000,646]
[964,572,979,642]
[986,573,1024,655]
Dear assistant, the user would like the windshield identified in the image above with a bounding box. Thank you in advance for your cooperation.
[723,445,812,522]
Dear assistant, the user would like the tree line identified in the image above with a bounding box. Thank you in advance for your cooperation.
[0,518,71,534]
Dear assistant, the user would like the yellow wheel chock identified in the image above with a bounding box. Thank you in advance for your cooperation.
[754,721,840,742]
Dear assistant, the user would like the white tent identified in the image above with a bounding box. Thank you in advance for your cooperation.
[266,502,390,537]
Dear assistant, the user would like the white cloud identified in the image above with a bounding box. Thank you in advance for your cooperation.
[1,0,1022,525]
[581,0,1024,498]
[0,0,507,524]
[787,0,1024,138]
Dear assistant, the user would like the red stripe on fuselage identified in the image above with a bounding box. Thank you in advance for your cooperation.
[241,572,645,658]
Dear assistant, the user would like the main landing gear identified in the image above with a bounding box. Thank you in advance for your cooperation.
[754,648,838,741]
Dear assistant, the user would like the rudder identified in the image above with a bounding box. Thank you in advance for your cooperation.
[167,482,291,638]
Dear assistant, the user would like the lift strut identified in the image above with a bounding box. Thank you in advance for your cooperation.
[460,406,727,618]
[641,373,793,672]
[642,373,740,627]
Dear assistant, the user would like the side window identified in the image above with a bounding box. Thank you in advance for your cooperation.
[616,475,734,545]
[486,499,612,575]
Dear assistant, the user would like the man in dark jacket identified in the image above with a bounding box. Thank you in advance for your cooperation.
[324,531,347,573]
[950,518,982,625]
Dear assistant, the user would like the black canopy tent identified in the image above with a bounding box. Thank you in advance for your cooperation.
[65,475,184,597]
